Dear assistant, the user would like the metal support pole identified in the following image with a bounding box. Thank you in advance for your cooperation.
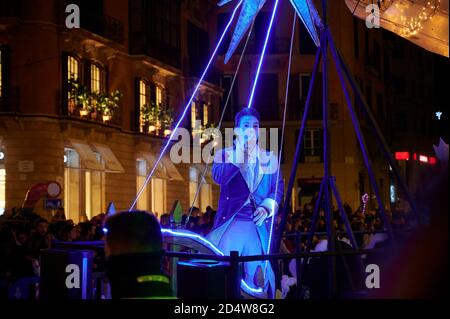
[274,46,322,253]
[329,176,360,250]
[335,45,422,225]
[327,30,395,243]
[321,0,337,298]
[294,231,301,296]
[228,251,241,298]
[296,175,325,296]
[329,176,366,281]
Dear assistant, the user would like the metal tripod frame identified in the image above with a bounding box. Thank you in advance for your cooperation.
[272,0,420,298]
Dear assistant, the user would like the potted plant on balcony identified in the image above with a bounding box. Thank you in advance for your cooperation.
[146,102,161,134]
[199,123,219,144]
[160,106,174,137]
[68,77,90,116]
[140,102,151,132]
[108,90,123,121]
[97,90,123,123]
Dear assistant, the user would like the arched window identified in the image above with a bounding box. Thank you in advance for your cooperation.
[139,79,151,133]
[67,55,80,81]
[66,54,82,115]
[138,79,166,133]
[90,62,105,93]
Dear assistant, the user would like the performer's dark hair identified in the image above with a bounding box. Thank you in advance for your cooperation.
[234,107,260,127]
[104,210,162,254]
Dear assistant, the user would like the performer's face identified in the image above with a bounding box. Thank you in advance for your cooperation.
[235,115,259,148]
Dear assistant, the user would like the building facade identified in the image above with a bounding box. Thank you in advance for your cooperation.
[1,0,446,221]
[0,0,222,221]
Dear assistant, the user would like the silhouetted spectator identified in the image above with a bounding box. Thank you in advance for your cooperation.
[27,218,51,259]
[104,210,173,299]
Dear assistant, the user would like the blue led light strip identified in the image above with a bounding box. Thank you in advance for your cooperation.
[263,12,297,283]
[161,229,263,294]
[129,0,244,211]
[161,229,225,256]
[246,0,280,109]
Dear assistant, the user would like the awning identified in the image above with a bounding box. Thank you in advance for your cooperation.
[67,139,103,171]
[193,163,214,184]
[140,153,169,179]
[91,143,125,173]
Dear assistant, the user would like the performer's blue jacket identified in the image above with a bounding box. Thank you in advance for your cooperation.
[211,146,284,235]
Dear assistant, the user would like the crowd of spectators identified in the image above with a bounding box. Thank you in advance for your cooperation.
[277,198,411,254]
[0,198,412,299]
[0,207,106,291]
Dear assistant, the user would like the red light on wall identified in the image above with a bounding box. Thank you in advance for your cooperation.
[413,153,417,160]
[429,157,437,165]
[395,152,409,160]
[419,155,428,163]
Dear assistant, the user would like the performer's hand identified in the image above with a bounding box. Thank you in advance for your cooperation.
[253,207,268,226]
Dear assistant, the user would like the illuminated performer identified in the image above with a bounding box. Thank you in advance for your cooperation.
[207,107,284,298]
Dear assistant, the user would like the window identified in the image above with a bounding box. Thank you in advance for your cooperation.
[64,148,81,222]
[67,55,81,114]
[156,86,163,105]
[151,178,166,215]
[203,103,209,125]
[297,129,323,163]
[67,55,80,81]
[130,0,181,68]
[138,80,165,133]
[304,130,321,157]
[189,167,199,208]
[139,80,151,133]
[90,64,101,93]
[299,73,311,102]
[85,152,105,221]
[268,128,284,164]
[307,72,323,120]
[191,101,197,129]
[139,80,150,108]
[191,101,202,130]
[64,148,105,223]
[136,159,149,211]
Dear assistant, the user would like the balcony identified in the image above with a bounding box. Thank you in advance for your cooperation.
[138,102,174,138]
[66,79,123,126]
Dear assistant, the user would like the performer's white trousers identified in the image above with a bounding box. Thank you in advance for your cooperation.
[217,219,265,290]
